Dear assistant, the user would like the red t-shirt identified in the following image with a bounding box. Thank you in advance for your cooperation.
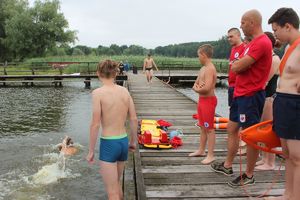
[228,43,246,87]
[234,34,272,97]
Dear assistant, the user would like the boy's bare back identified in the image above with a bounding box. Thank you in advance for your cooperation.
[93,84,134,137]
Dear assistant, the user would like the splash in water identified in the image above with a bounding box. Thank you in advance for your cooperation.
[31,153,70,185]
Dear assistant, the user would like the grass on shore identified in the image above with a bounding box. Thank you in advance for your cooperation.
[1,55,229,75]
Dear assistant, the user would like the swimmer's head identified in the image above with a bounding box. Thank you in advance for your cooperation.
[62,136,74,147]
[97,60,119,79]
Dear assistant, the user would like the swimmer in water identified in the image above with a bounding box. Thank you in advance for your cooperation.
[57,136,78,156]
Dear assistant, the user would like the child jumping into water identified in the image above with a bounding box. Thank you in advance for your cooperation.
[86,60,138,200]
[189,44,217,165]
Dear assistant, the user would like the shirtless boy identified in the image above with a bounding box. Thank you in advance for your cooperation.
[189,44,217,165]
[266,7,300,200]
[143,54,159,84]
[86,60,138,200]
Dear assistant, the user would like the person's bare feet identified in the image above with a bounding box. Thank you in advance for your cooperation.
[256,159,265,166]
[201,156,215,165]
[188,150,206,157]
[255,164,275,171]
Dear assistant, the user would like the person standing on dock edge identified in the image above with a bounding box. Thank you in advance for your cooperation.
[143,54,159,84]
[211,28,246,175]
[86,60,138,200]
[215,9,272,187]
[254,31,281,171]
[189,44,218,165]
[267,8,300,200]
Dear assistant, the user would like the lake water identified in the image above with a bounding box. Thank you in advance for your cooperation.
[0,81,229,200]
[0,81,106,200]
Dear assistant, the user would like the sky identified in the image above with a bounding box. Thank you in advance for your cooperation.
[29,0,300,49]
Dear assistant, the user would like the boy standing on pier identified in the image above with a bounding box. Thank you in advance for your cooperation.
[143,54,159,84]
[189,44,218,165]
[267,7,300,200]
[86,60,138,200]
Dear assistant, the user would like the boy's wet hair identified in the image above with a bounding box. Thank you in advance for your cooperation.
[268,8,299,29]
[97,59,119,78]
[198,44,214,58]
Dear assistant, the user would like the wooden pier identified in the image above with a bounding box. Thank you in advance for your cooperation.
[124,73,285,200]
[0,74,127,87]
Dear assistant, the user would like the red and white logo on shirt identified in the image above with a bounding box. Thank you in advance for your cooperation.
[234,52,240,59]
[240,114,246,123]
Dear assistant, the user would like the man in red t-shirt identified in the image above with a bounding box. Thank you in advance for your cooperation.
[211,28,246,176]
[214,9,272,187]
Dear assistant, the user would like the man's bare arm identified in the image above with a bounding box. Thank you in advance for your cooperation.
[231,55,256,73]
[143,59,146,72]
[152,59,159,71]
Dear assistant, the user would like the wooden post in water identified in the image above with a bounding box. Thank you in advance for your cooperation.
[54,77,63,87]
[84,77,91,88]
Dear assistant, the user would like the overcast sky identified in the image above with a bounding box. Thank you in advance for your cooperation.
[29,0,300,48]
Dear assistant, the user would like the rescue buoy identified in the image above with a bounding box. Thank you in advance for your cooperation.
[214,123,228,129]
[240,120,282,154]
[195,122,228,130]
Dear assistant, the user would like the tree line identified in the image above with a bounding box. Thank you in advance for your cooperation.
[44,36,232,59]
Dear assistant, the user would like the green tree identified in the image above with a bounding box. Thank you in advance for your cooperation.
[123,45,145,55]
[74,45,92,55]
[2,0,76,60]
[110,44,122,55]
[72,48,84,56]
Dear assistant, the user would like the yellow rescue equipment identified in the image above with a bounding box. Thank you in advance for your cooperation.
[138,119,173,149]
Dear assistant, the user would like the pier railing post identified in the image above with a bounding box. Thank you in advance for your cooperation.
[84,77,91,88]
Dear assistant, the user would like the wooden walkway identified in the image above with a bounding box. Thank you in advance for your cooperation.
[124,73,285,200]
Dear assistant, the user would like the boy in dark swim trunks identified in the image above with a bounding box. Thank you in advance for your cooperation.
[266,8,300,200]
[86,60,138,199]
[143,54,159,84]
[188,44,217,165]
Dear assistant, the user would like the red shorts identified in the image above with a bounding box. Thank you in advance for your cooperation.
[197,96,217,130]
